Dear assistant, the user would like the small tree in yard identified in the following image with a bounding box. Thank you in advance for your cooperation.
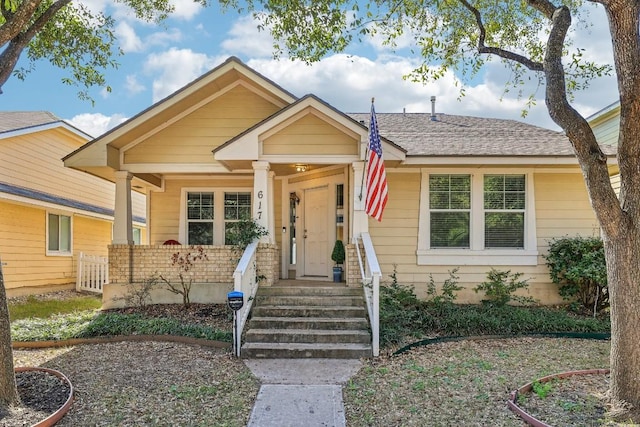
[0,258,19,409]
[159,247,208,308]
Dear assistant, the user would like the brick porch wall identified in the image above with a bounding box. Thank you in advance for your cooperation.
[108,244,279,286]
[346,243,361,287]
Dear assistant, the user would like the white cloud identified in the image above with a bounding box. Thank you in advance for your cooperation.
[143,48,224,102]
[146,28,183,47]
[168,0,205,20]
[246,53,558,129]
[220,15,276,58]
[125,75,146,95]
[68,113,128,137]
[115,22,144,53]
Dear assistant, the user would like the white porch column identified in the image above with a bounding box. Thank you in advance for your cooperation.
[252,161,274,243]
[113,171,134,245]
[351,161,369,240]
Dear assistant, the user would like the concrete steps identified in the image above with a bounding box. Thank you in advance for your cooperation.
[241,284,372,359]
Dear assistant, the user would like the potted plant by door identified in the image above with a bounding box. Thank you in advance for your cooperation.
[331,239,345,282]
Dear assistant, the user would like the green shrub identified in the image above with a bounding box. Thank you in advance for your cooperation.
[544,236,608,315]
[379,266,427,346]
[473,268,536,307]
[426,268,463,305]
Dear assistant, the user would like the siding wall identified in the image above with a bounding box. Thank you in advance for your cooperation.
[0,201,112,295]
[367,170,599,305]
[591,113,620,147]
[263,114,359,155]
[1,129,113,210]
[0,128,146,220]
[124,85,281,164]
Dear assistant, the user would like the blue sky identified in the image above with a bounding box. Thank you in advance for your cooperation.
[1,1,618,137]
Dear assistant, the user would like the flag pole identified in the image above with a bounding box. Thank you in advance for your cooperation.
[359,97,374,201]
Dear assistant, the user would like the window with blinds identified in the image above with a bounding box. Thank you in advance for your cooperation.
[224,192,252,245]
[429,174,471,248]
[483,174,525,248]
[187,192,214,245]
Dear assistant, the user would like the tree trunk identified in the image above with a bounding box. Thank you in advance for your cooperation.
[604,230,640,405]
[0,258,19,408]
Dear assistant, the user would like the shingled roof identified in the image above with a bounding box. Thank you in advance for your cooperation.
[347,112,617,157]
[0,111,61,133]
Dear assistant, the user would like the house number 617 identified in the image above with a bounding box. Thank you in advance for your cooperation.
[256,191,263,219]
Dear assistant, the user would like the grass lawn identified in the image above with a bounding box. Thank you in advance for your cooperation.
[8,294,102,321]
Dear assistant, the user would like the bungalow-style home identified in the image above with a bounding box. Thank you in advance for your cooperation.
[0,112,147,297]
[62,57,617,357]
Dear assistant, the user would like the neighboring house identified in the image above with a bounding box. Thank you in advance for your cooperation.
[588,101,621,194]
[63,57,617,307]
[0,112,147,297]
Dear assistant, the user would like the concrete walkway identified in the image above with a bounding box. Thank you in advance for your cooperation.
[244,359,363,427]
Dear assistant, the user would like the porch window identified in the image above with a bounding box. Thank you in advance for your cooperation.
[224,192,251,245]
[47,212,71,255]
[417,169,537,266]
[181,189,253,246]
[187,192,214,245]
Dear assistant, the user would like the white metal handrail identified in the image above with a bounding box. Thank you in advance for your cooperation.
[232,240,260,357]
[355,232,381,356]
[76,252,108,294]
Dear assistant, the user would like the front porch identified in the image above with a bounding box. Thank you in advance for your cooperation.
[101,241,364,309]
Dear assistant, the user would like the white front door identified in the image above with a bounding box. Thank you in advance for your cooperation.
[303,186,329,277]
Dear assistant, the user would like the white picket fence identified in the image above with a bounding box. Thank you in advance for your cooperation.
[76,252,108,294]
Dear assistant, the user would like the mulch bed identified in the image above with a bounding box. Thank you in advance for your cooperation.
[0,370,71,427]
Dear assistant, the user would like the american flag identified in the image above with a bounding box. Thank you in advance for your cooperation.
[365,102,388,221]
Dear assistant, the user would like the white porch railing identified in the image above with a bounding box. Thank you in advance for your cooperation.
[76,252,108,294]
[232,240,260,357]
[355,232,381,357]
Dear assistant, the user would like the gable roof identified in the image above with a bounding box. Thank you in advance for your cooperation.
[347,112,617,157]
[214,94,406,166]
[0,111,92,140]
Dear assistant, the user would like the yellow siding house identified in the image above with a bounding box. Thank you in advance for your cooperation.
[63,57,617,307]
[0,112,146,297]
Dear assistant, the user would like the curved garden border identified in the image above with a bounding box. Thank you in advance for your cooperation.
[14,367,74,427]
[12,334,231,350]
[392,332,611,356]
[506,369,610,427]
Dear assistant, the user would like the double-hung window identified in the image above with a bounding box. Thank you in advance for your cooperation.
[181,189,252,245]
[224,192,252,245]
[187,192,215,245]
[483,175,526,248]
[418,170,537,265]
[429,174,471,248]
[47,212,72,255]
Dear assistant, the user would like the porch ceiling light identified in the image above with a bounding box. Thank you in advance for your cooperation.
[295,164,308,172]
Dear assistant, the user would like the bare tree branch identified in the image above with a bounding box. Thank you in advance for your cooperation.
[458,0,545,71]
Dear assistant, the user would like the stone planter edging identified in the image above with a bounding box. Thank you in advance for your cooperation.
[14,366,74,427]
[507,368,611,427]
